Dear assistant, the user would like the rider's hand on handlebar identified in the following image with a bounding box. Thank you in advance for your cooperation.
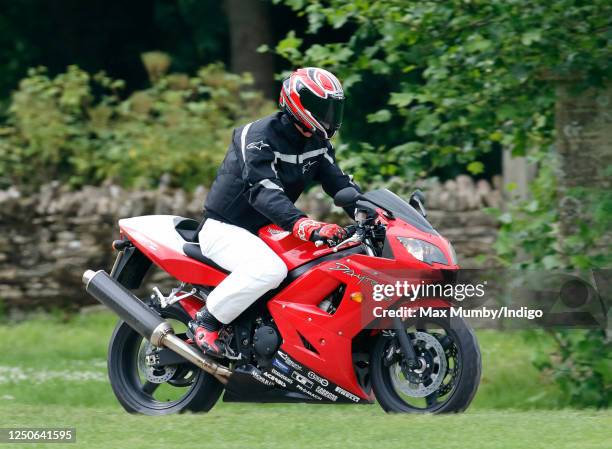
[292,217,347,244]
[311,229,343,247]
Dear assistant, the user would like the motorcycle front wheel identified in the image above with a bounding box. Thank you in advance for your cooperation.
[370,316,481,413]
[107,302,223,415]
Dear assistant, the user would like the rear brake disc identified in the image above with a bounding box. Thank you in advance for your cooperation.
[138,342,177,384]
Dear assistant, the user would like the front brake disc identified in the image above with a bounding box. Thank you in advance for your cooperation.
[389,331,447,398]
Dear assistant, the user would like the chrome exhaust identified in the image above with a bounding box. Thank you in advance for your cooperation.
[82,269,231,384]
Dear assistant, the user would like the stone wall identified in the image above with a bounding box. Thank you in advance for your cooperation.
[0,175,501,311]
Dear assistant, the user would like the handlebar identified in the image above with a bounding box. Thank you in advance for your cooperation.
[313,225,359,249]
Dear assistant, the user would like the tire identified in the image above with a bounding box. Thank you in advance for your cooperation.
[370,316,481,413]
[107,303,223,415]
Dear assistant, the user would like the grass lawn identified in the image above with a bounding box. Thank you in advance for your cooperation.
[0,312,610,449]
[1,405,610,449]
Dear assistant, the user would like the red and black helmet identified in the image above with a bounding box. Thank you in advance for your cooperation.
[279,67,345,139]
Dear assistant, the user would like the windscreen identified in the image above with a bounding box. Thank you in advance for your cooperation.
[360,189,437,234]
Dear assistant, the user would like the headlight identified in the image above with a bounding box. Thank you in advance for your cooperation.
[396,237,449,265]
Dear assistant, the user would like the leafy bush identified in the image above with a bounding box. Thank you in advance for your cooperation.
[0,64,273,190]
[489,154,611,408]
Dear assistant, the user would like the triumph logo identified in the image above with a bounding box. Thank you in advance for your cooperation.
[307,371,329,387]
[267,227,289,237]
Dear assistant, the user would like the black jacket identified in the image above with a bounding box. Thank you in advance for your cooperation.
[204,112,359,234]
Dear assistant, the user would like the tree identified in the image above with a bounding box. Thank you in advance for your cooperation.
[224,0,276,97]
[273,0,612,184]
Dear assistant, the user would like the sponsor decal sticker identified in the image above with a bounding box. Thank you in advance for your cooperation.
[291,371,314,389]
[267,227,289,237]
[272,358,291,374]
[295,384,322,401]
[334,386,361,403]
[271,369,293,384]
[277,352,303,371]
[252,371,274,387]
[315,386,338,401]
[307,371,329,387]
[263,371,286,388]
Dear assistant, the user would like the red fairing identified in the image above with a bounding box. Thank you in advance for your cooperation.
[119,216,227,287]
[267,254,397,400]
[117,213,458,402]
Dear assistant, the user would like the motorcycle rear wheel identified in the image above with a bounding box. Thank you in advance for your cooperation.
[107,302,223,415]
[370,316,481,413]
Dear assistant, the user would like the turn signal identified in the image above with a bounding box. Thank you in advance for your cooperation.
[112,239,131,251]
[350,292,363,303]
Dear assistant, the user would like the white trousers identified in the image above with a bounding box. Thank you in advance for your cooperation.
[198,218,288,324]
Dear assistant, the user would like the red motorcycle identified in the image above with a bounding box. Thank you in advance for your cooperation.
[83,187,481,414]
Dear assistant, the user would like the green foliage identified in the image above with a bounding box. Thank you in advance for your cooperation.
[489,156,611,271]
[274,0,612,182]
[488,154,611,408]
[0,64,272,190]
[530,330,611,409]
[488,154,560,269]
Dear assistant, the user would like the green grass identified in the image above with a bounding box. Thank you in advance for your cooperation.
[0,311,561,409]
[0,312,610,449]
[1,405,610,449]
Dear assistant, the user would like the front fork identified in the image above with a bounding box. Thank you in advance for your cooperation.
[390,316,419,369]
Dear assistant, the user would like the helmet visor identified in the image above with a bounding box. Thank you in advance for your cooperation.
[300,89,344,137]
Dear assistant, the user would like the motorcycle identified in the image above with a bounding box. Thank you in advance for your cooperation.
[82,186,481,414]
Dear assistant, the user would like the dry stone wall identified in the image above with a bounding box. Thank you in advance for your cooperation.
[0,175,501,311]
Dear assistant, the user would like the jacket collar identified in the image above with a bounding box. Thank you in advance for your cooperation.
[278,112,306,146]
[277,112,328,150]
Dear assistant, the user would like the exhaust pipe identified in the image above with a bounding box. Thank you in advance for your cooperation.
[82,269,231,384]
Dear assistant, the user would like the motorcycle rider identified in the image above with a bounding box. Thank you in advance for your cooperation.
[189,67,359,357]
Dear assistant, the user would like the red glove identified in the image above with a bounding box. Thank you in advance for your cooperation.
[293,218,346,242]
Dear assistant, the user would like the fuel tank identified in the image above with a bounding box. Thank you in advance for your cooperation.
[257,224,349,270]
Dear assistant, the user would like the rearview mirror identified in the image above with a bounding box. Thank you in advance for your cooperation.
[334,187,361,208]
[409,189,427,217]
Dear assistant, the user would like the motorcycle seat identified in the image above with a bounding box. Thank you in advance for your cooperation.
[183,243,230,274]
[174,217,230,274]
[174,217,200,243]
